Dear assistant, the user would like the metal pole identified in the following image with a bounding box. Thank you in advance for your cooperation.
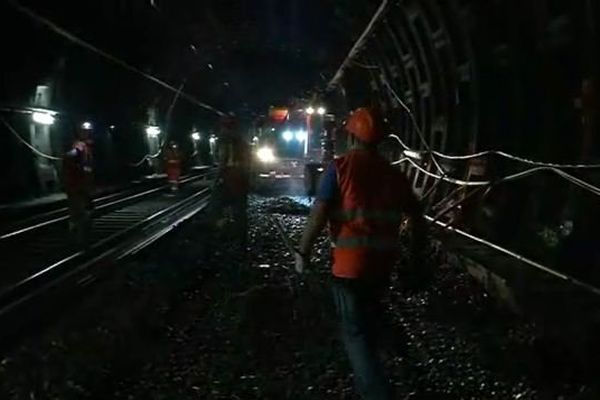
[326,0,389,91]
[305,114,311,157]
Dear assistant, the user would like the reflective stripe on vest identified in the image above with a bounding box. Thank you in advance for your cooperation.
[329,150,407,278]
[332,236,398,250]
[332,208,403,223]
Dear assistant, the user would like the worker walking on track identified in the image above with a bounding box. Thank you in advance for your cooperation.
[296,107,427,399]
[164,141,182,192]
[63,124,95,248]
[213,115,250,243]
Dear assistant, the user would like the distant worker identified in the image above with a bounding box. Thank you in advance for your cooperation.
[63,123,95,248]
[295,108,427,400]
[214,115,250,241]
[164,141,182,192]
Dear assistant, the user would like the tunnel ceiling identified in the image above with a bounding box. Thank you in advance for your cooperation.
[0,0,378,123]
[0,0,597,158]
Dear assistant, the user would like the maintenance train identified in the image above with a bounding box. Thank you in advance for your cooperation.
[251,106,335,195]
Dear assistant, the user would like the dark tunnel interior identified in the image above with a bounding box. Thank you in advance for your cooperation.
[2,0,597,279]
[0,0,599,398]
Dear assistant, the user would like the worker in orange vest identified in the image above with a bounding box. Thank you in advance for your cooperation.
[63,124,94,247]
[296,108,427,399]
[164,141,182,192]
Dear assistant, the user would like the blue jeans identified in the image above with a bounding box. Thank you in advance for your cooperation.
[332,277,392,400]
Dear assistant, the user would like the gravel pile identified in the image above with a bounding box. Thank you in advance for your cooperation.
[0,195,595,399]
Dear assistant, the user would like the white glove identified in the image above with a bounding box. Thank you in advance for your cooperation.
[294,251,308,274]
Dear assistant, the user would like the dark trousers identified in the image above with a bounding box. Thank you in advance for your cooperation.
[66,190,93,247]
[332,277,392,400]
[210,179,248,245]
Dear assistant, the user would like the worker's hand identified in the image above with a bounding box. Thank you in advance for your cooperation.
[294,250,309,274]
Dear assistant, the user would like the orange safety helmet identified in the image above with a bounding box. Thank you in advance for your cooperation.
[344,107,383,144]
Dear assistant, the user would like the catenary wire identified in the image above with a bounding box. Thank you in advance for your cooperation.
[7,0,225,117]
[393,157,600,197]
[129,82,186,167]
[390,133,600,169]
[381,77,446,175]
[0,116,62,161]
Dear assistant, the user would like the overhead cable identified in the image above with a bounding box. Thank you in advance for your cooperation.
[0,116,62,161]
[350,59,444,174]
[350,37,600,172]
[426,215,600,297]
[350,60,380,69]
[130,81,186,167]
[8,0,225,116]
[435,149,600,169]
[348,56,447,175]
[381,79,446,175]
[326,0,389,91]
[389,121,600,170]
[394,157,487,186]
[393,157,600,198]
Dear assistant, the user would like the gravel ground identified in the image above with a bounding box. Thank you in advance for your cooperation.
[0,195,596,399]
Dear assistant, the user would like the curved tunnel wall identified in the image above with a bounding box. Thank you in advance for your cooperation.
[339,0,597,167]
[333,0,599,276]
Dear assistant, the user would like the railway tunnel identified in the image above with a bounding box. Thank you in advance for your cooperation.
[0,0,599,399]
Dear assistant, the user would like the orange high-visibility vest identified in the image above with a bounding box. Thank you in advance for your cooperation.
[64,140,93,192]
[330,149,415,279]
[165,148,181,183]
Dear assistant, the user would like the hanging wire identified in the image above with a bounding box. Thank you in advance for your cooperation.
[389,134,600,295]
[0,116,62,161]
[391,132,600,169]
[7,0,225,117]
[380,88,600,197]
[350,60,380,69]
[129,138,165,167]
[325,15,600,297]
[160,80,186,151]
[380,78,446,175]
[435,149,600,169]
[394,157,487,186]
[358,51,600,171]
[388,133,412,151]
[349,58,445,174]
[393,157,600,197]
[337,30,600,297]
[326,0,390,91]
[129,81,186,167]
[392,147,600,297]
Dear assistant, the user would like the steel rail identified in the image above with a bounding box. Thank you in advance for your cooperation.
[0,186,212,315]
[0,169,214,240]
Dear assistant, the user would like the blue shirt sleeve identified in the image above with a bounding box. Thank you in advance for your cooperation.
[316,163,339,202]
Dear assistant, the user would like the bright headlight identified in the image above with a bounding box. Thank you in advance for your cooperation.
[295,130,307,142]
[282,130,294,142]
[256,147,276,163]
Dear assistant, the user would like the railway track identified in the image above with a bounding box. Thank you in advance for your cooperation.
[0,167,215,239]
[0,167,217,338]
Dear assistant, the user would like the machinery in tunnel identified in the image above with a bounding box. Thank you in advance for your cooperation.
[249,104,336,194]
